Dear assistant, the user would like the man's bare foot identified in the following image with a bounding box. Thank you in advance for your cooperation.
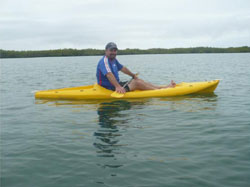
[161,80,176,89]
[170,80,176,87]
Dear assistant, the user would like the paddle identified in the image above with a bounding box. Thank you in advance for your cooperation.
[111,73,139,98]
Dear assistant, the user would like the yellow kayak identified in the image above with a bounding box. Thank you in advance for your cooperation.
[35,80,219,100]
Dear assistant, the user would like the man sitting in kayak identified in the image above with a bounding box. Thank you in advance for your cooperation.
[96,42,176,94]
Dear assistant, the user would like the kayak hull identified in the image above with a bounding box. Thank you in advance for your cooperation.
[35,80,219,100]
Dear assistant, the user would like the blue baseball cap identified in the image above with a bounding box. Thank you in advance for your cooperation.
[105,42,118,50]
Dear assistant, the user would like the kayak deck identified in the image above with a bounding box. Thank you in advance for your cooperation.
[35,80,219,100]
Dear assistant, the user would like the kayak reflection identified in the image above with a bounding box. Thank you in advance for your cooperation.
[93,100,147,158]
[157,93,218,112]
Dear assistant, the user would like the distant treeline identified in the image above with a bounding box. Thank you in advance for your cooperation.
[0,46,249,58]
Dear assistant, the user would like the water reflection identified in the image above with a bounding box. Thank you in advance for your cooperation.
[93,100,147,158]
[35,93,218,161]
[158,93,218,112]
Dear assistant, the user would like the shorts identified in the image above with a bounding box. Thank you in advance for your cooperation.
[102,81,130,92]
[119,81,130,92]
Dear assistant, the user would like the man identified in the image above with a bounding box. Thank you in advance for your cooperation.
[96,42,176,94]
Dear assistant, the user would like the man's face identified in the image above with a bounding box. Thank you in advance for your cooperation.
[105,48,117,59]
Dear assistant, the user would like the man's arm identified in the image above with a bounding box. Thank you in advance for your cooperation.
[106,72,126,93]
[121,67,137,78]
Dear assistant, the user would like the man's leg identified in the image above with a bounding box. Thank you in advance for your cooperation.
[160,80,176,88]
[128,79,176,91]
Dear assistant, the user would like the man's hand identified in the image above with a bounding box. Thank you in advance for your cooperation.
[133,74,139,80]
[115,86,126,94]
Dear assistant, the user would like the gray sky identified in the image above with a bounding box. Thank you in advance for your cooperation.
[1,0,250,50]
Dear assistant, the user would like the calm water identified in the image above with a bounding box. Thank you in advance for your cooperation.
[1,54,250,187]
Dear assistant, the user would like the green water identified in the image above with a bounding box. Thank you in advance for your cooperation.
[1,54,250,187]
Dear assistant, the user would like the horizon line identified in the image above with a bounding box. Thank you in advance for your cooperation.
[1,46,249,51]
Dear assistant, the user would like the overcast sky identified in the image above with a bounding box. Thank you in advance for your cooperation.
[1,0,250,50]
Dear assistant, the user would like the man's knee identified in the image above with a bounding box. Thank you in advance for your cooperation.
[135,79,144,85]
[132,79,139,86]
[133,79,145,89]
[129,79,140,89]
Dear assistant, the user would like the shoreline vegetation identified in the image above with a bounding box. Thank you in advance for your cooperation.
[0,46,249,58]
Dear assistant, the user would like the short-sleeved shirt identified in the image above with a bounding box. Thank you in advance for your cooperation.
[96,56,123,90]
